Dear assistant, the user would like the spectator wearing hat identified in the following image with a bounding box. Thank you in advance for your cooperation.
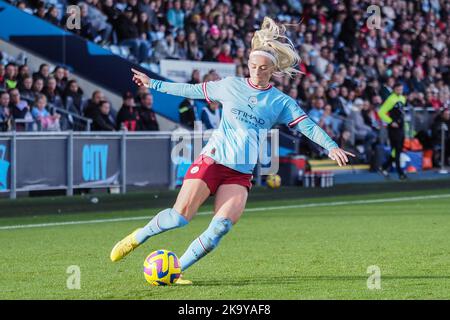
[137,92,159,131]
[204,24,221,60]
[116,91,140,131]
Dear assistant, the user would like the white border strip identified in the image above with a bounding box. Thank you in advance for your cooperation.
[0,193,449,231]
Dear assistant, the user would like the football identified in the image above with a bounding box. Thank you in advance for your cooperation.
[266,174,281,188]
[143,249,181,286]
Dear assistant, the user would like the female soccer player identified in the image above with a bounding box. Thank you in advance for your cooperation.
[110,17,354,284]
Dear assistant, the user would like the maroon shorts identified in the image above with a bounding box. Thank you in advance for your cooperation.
[184,154,253,195]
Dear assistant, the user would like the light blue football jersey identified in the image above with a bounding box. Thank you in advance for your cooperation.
[150,76,338,174]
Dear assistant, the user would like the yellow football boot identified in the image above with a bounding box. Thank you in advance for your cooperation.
[110,228,141,262]
[175,274,193,285]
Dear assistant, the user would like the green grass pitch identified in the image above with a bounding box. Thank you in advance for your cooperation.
[0,187,449,299]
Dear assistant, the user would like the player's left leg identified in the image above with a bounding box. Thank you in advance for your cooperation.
[178,184,248,273]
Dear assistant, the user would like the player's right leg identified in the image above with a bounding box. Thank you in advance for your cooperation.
[110,179,210,262]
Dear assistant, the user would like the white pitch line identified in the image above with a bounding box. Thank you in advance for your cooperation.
[0,193,449,231]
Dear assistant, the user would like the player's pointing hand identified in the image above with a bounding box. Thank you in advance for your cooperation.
[131,68,151,88]
[328,148,356,167]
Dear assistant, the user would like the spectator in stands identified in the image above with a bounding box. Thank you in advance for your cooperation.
[8,88,31,131]
[43,76,63,108]
[348,98,377,164]
[32,64,50,82]
[63,80,84,114]
[173,30,188,60]
[81,0,113,45]
[32,78,45,100]
[92,100,116,131]
[4,63,17,90]
[188,69,201,84]
[152,30,177,61]
[31,94,60,131]
[217,43,234,64]
[167,0,185,30]
[18,75,35,103]
[83,90,105,119]
[201,101,221,130]
[53,66,67,94]
[115,6,150,63]
[17,64,30,83]
[308,98,325,123]
[116,91,140,131]
[44,5,60,26]
[186,31,203,61]
[137,92,159,131]
[0,92,11,131]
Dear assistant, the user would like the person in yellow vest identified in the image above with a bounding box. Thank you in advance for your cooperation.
[377,82,407,180]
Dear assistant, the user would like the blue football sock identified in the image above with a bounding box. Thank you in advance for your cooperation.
[179,216,233,271]
[135,208,188,244]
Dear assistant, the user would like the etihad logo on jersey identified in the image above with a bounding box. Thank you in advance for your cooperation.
[231,108,265,126]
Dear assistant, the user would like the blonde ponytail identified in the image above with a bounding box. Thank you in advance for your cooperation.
[251,17,301,78]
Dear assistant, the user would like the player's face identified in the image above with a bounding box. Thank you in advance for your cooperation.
[248,55,275,87]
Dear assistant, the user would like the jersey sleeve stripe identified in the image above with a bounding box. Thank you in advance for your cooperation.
[202,82,212,103]
[288,115,308,127]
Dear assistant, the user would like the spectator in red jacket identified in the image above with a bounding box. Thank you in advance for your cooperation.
[116,91,140,131]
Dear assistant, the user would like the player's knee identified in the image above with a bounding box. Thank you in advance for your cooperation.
[174,198,199,221]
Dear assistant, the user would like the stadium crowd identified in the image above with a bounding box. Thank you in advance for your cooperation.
[1,0,450,165]
[0,54,161,131]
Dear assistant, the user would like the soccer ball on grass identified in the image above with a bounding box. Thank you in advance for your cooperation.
[143,249,181,286]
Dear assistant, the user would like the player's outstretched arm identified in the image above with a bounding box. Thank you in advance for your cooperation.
[295,117,355,167]
[131,68,205,100]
